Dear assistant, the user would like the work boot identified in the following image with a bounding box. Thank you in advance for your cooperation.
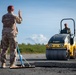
[1,63,6,68]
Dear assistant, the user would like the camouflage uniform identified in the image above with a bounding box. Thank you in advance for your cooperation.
[63,27,71,34]
[1,12,22,65]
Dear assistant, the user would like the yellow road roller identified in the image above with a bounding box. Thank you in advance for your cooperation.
[46,18,76,60]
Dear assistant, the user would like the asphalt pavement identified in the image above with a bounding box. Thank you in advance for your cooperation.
[0,54,76,75]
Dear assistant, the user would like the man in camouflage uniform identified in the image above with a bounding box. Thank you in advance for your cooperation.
[1,5,22,68]
[63,23,71,34]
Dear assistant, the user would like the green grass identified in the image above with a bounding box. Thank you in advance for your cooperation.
[18,43,46,54]
[0,43,46,54]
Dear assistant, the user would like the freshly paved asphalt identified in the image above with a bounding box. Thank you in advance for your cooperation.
[0,54,76,75]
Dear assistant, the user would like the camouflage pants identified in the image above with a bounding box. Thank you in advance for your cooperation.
[1,33,17,64]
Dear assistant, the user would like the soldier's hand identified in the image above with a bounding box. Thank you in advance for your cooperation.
[18,10,22,18]
[18,10,22,20]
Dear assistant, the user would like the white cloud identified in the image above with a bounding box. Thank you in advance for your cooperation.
[25,34,48,44]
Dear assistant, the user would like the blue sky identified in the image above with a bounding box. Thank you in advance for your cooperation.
[0,0,76,44]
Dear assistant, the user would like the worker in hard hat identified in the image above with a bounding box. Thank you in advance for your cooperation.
[62,23,71,34]
[1,5,22,68]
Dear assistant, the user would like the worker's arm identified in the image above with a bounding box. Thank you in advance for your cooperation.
[68,28,71,34]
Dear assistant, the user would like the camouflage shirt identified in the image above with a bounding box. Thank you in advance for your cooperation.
[63,27,71,34]
[2,12,22,36]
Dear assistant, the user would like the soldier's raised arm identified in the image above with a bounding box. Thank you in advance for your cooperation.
[15,10,22,24]
[18,10,22,20]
